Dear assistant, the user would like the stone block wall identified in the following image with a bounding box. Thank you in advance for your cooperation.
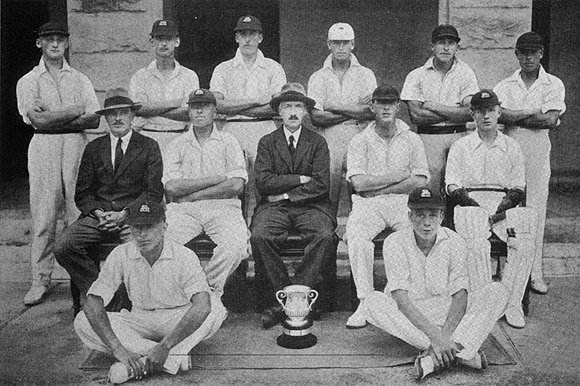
[439,0,532,89]
[67,0,162,134]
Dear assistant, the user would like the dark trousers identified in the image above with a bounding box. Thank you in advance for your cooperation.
[250,203,338,307]
[55,216,123,294]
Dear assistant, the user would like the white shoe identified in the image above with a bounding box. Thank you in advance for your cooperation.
[531,279,548,294]
[108,357,147,384]
[180,356,192,372]
[24,284,48,306]
[458,349,488,370]
[505,306,526,328]
[413,352,435,380]
[346,302,368,329]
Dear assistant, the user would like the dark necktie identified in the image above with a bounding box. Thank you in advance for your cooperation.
[114,138,123,172]
[288,135,295,159]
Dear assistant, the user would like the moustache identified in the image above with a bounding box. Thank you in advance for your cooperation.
[289,115,299,120]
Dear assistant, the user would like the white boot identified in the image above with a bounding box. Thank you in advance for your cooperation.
[454,206,492,291]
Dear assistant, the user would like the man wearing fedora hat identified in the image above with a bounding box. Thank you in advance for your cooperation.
[16,20,101,305]
[55,88,163,309]
[210,15,287,220]
[308,22,377,217]
[162,89,249,296]
[344,85,429,328]
[74,201,227,384]
[129,20,200,152]
[401,24,479,194]
[494,32,567,295]
[250,83,338,329]
[365,187,509,380]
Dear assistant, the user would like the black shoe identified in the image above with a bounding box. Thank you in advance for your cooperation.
[261,305,285,329]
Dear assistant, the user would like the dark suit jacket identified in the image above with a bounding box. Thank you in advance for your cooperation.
[75,130,163,216]
[254,125,333,222]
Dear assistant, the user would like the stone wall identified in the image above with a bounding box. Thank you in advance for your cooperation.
[67,0,162,133]
[439,0,532,89]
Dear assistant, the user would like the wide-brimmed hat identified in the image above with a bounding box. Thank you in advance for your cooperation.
[95,88,141,115]
[408,187,445,210]
[269,83,316,111]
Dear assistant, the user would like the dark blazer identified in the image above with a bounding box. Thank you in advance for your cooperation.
[254,125,333,221]
[75,130,163,216]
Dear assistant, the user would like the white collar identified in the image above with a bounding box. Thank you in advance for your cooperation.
[284,126,302,145]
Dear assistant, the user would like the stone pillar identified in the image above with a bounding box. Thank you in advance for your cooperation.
[67,0,163,134]
[439,0,532,89]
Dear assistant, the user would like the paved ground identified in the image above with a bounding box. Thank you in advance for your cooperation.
[1,177,579,385]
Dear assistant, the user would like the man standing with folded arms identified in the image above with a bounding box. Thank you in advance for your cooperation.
[308,22,377,216]
[129,20,199,152]
[401,24,479,194]
[494,32,566,295]
[210,15,286,217]
[16,20,100,306]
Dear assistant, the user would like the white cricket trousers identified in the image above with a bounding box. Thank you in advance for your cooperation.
[366,282,509,360]
[74,292,227,375]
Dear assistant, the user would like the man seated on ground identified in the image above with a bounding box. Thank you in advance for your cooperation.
[74,201,227,384]
[344,85,429,329]
[55,88,163,312]
[163,89,249,295]
[364,187,509,381]
[446,89,535,328]
[250,83,338,329]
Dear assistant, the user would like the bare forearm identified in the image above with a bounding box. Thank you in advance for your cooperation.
[351,171,410,192]
[66,113,101,131]
[498,108,537,125]
[160,293,211,350]
[216,99,264,115]
[406,101,446,125]
[137,99,184,117]
[310,109,350,127]
[327,105,374,121]
[518,111,560,130]
[166,176,227,198]
[441,290,467,337]
[176,178,244,202]
[84,295,126,354]
[361,176,427,197]
[28,107,83,130]
[159,107,190,122]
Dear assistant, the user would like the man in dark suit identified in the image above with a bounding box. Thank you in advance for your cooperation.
[55,88,164,302]
[250,83,338,329]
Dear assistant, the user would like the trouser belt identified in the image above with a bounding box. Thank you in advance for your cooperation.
[142,125,188,133]
[34,129,82,135]
[417,125,466,134]
[466,187,508,193]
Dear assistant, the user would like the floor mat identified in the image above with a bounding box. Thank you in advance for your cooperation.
[81,312,515,370]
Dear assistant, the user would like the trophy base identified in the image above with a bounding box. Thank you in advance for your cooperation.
[276,319,317,349]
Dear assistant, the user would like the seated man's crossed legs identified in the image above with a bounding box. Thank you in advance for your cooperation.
[365,282,508,379]
[345,194,410,328]
[250,204,338,328]
[165,202,249,295]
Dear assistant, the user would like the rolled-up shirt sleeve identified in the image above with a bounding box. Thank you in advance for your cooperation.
[181,252,211,300]
[346,135,367,181]
[87,247,124,305]
[16,75,37,126]
[400,69,424,102]
[409,133,430,181]
[445,141,464,190]
[383,234,411,293]
[307,72,327,111]
[162,142,184,184]
[224,136,248,182]
[542,79,566,115]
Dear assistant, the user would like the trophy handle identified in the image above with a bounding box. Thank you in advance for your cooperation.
[307,289,318,310]
[276,290,287,310]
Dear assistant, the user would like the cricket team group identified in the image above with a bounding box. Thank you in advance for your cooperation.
[16,13,565,383]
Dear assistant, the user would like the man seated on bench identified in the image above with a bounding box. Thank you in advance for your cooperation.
[74,201,227,384]
[446,89,534,329]
[163,89,249,296]
[365,187,509,381]
[55,88,163,308]
[250,83,338,329]
[344,85,429,329]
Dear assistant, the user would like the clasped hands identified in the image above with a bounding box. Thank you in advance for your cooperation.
[427,332,461,372]
[94,209,130,238]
